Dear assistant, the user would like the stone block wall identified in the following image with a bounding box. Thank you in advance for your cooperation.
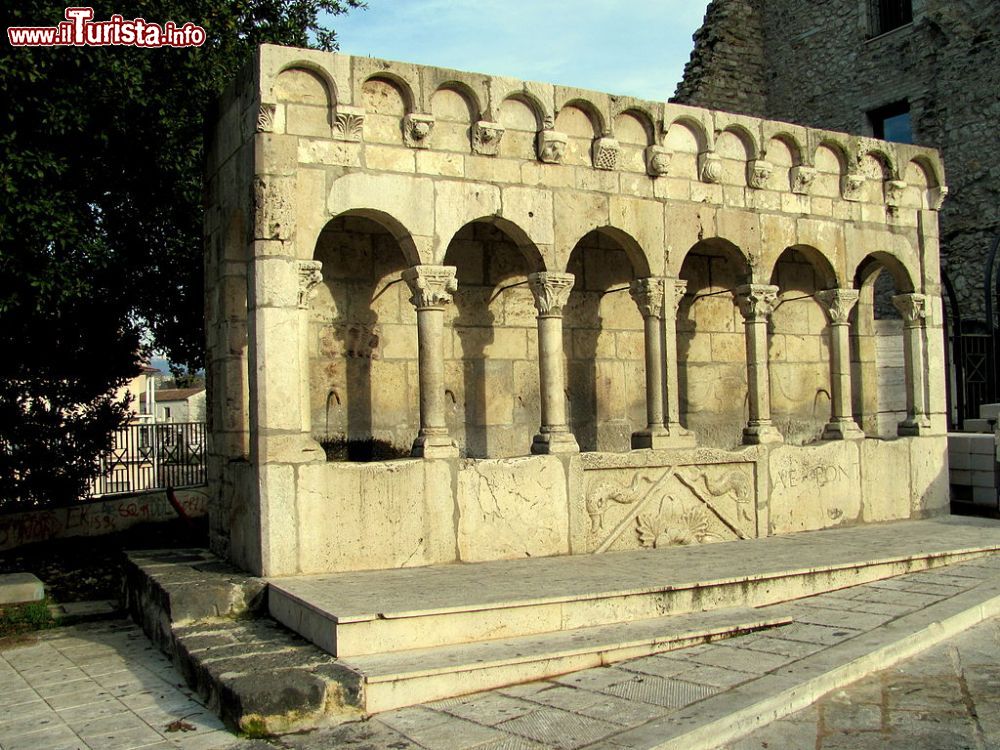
[675,0,999,325]
[202,44,950,576]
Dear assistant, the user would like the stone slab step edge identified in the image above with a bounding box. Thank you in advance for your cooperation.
[170,619,364,734]
[122,550,365,735]
[0,572,45,605]
[123,549,267,655]
[269,547,994,658]
[582,577,1000,750]
[347,606,793,714]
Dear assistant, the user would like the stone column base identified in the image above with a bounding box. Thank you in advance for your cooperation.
[743,423,784,445]
[897,418,932,437]
[631,429,697,450]
[531,431,580,455]
[822,420,865,440]
[411,433,459,458]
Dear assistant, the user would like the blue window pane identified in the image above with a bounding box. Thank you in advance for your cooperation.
[882,112,912,144]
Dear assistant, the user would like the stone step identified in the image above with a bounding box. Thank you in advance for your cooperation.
[345,606,792,714]
[267,517,1000,658]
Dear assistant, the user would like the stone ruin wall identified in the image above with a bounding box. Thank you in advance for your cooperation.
[202,44,950,577]
[675,0,1000,326]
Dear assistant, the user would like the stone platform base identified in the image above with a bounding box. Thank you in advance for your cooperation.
[124,517,1000,733]
[122,550,362,735]
[268,516,1000,714]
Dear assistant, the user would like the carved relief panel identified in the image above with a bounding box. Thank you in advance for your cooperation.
[578,460,758,554]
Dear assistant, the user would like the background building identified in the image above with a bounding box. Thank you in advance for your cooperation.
[674,0,999,417]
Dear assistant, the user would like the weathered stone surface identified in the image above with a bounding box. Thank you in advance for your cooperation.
[457,455,569,562]
[204,44,947,577]
[768,441,862,533]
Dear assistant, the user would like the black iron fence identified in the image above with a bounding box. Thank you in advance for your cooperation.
[88,422,207,497]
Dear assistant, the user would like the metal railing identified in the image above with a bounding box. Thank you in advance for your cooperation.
[88,422,207,497]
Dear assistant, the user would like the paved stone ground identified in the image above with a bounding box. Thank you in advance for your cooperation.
[725,616,1000,750]
[2,557,998,750]
[0,621,241,750]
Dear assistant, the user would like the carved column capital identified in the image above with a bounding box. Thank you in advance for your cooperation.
[790,165,817,195]
[592,137,620,171]
[699,151,722,184]
[333,105,365,142]
[669,279,689,319]
[842,172,865,202]
[402,265,458,310]
[747,159,773,190]
[892,293,928,327]
[257,103,276,133]
[736,284,779,321]
[472,121,505,156]
[645,145,672,177]
[629,277,666,319]
[297,260,324,309]
[537,130,568,164]
[816,288,860,325]
[885,179,907,208]
[528,272,575,317]
[403,113,435,148]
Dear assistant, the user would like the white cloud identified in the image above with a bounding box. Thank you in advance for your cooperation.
[326,0,710,101]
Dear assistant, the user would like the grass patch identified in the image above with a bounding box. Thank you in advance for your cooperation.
[0,599,57,638]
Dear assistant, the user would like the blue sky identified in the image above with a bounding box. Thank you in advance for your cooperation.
[325,1,711,102]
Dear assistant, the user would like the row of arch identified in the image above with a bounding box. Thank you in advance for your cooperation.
[307,205,921,297]
[307,207,923,458]
[266,57,945,193]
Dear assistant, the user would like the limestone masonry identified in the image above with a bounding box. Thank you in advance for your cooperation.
[205,44,950,577]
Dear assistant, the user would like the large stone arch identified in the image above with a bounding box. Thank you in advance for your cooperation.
[327,174,431,265]
[442,217,542,457]
[308,212,419,458]
[563,228,648,452]
[767,246,837,444]
[676,238,752,448]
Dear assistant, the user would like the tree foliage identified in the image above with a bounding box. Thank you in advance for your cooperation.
[0,0,361,508]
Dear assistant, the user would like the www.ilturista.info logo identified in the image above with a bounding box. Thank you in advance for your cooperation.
[8,7,207,47]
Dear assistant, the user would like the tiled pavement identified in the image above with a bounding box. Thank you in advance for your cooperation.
[726,615,1000,750]
[0,621,240,750]
[2,555,999,750]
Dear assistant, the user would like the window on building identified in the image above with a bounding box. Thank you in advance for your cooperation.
[871,0,913,36]
[869,101,913,144]
[164,406,172,420]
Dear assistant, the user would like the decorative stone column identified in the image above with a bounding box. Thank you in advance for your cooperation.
[892,293,931,436]
[665,279,696,444]
[629,278,669,449]
[402,265,460,458]
[816,289,864,440]
[736,284,784,445]
[297,260,324,435]
[528,272,580,454]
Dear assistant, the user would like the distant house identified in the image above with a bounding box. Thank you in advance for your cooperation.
[120,363,160,423]
[141,387,207,423]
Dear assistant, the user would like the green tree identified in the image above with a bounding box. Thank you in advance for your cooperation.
[0,0,361,509]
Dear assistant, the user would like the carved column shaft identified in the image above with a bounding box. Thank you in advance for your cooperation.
[629,278,667,447]
[736,284,783,445]
[528,272,579,454]
[297,261,324,435]
[816,289,863,439]
[892,293,930,435]
[665,280,689,434]
[402,265,459,457]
